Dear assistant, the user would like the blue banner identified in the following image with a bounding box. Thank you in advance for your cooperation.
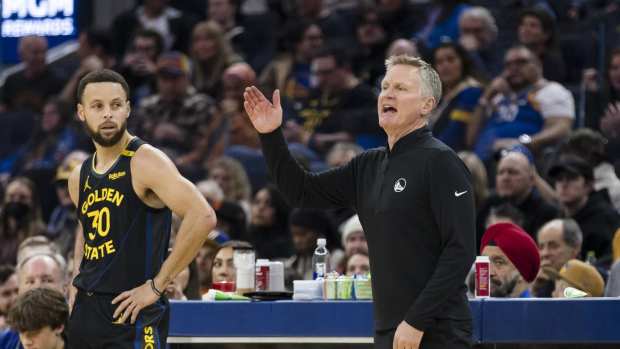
[0,0,77,64]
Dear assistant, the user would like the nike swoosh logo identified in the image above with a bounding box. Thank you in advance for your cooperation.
[454,190,468,197]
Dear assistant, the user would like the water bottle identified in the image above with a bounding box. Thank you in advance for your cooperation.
[586,251,597,265]
[312,238,329,279]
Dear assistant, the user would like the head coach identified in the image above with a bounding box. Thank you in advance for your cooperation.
[243,54,476,349]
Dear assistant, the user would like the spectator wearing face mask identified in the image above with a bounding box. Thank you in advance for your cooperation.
[0,177,46,265]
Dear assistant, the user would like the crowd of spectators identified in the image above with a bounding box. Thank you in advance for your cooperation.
[2,0,620,337]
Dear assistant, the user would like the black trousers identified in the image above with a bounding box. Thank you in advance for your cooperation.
[67,290,169,349]
[374,319,473,349]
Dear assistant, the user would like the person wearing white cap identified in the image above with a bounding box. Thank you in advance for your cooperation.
[341,214,368,257]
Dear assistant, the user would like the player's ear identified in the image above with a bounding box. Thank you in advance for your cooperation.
[77,103,86,122]
[126,100,131,116]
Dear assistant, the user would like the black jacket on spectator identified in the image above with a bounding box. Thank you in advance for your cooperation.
[378,1,428,42]
[294,83,381,153]
[583,86,620,174]
[0,69,64,113]
[477,190,559,248]
[110,8,197,59]
[541,49,567,83]
[249,225,294,260]
[571,191,620,263]
[231,13,278,73]
[467,42,503,82]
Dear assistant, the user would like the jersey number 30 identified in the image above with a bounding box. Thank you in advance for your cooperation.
[87,207,111,240]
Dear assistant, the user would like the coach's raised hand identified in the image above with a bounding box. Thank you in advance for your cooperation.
[243,86,282,134]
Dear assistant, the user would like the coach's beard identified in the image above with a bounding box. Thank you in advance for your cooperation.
[83,120,127,147]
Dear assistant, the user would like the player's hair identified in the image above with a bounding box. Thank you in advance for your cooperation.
[7,287,68,332]
[77,69,130,103]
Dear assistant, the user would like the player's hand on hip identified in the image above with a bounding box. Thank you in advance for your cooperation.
[243,86,283,134]
[111,281,160,324]
[393,320,424,349]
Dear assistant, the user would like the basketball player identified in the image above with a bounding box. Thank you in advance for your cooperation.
[66,69,216,348]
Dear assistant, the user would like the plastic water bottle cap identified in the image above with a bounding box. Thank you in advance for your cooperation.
[317,238,326,247]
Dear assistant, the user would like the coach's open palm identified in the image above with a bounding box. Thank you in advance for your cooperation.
[243,86,282,134]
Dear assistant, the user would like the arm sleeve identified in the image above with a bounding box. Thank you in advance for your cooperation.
[537,83,575,119]
[405,150,477,331]
[259,127,357,209]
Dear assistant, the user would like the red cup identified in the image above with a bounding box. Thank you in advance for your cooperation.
[212,281,236,292]
[255,264,270,291]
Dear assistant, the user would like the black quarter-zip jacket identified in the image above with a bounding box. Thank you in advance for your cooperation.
[259,126,476,332]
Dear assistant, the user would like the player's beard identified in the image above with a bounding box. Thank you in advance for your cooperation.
[83,120,127,147]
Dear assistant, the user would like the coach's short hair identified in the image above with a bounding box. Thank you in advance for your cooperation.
[77,69,130,103]
[385,55,442,105]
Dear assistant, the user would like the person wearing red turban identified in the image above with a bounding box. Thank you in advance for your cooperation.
[481,222,540,297]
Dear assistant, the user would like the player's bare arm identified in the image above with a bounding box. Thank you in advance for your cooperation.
[67,163,84,313]
[112,144,216,324]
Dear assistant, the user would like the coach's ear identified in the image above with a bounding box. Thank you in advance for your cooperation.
[77,103,86,122]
